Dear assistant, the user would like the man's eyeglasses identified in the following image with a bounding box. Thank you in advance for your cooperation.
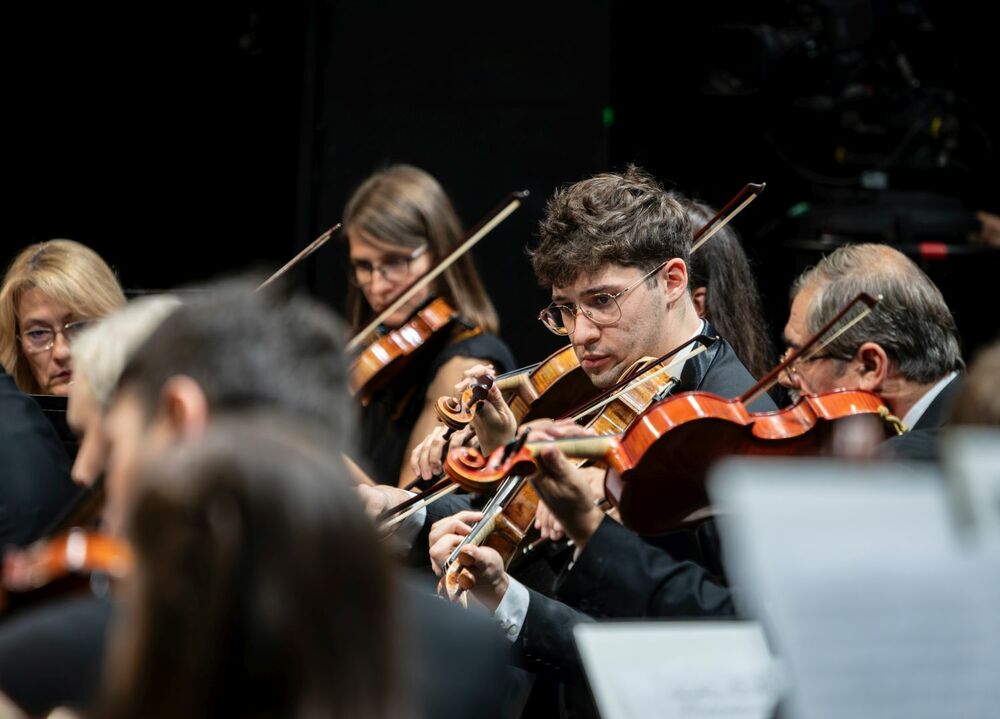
[349,245,428,287]
[537,261,667,337]
[18,319,93,354]
[780,345,856,376]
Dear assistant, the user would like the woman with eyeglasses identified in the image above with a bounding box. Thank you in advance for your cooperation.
[0,240,126,396]
[343,165,514,487]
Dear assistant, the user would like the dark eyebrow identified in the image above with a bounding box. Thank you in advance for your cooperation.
[552,285,619,303]
[581,284,618,296]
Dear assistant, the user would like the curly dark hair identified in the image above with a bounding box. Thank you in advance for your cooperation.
[529,166,691,288]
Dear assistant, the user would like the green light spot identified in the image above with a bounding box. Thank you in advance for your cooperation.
[787,202,811,218]
[602,106,615,127]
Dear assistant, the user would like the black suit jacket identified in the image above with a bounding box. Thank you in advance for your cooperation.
[0,370,80,548]
[880,374,962,462]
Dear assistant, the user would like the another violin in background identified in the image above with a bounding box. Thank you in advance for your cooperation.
[1,528,133,615]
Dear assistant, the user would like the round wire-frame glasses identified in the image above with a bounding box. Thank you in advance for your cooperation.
[537,261,668,336]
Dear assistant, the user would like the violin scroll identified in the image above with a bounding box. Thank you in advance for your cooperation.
[443,433,540,493]
[434,374,494,430]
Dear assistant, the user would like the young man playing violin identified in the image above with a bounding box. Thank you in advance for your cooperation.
[778,242,964,461]
[361,168,777,713]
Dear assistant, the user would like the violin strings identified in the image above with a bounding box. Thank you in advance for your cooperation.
[570,344,707,423]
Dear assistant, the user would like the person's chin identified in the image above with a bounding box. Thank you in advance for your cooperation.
[584,363,621,389]
[46,373,72,395]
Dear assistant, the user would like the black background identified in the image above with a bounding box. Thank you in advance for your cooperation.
[4,1,997,366]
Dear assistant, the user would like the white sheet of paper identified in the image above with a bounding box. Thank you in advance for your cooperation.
[942,428,1000,544]
[574,621,779,719]
[709,457,1000,719]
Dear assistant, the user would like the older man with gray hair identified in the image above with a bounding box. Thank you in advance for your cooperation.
[779,242,964,460]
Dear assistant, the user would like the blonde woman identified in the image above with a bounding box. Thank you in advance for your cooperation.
[0,240,126,395]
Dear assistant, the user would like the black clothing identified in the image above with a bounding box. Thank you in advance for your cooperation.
[29,394,79,461]
[518,517,733,684]
[0,579,514,719]
[400,573,517,719]
[360,328,515,486]
[0,594,112,714]
[0,370,81,548]
[880,374,962,462]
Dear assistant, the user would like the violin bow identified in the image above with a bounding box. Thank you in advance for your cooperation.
[347,191,529,352]
[341,452,376,487]
[691,182,765,252]
[256,222,342,292]
[741,292,882,407]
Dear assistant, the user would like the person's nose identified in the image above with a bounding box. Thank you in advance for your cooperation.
[51,331,71,362]
[368,269,396,300]
[572,311,602,348]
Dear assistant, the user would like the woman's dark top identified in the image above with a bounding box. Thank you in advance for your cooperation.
[359,327,515,486]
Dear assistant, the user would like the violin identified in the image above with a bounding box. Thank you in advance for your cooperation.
[435,344,601,429]
[350,297,461,405]
[445,292,902,536]
[436,337,716,594]
[447,387,902,536]
[1,528,133,612]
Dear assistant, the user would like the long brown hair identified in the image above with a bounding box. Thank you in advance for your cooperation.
[101,415,403,719]
[343,164,499,333]
[0,239,126,393]
[680,198,776,379]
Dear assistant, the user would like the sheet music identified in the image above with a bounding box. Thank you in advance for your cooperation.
[942,428,1000,544]
[709,457,1000,719]
[574,621,779,719]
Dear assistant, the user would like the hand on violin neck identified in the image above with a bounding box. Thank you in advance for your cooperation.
[411,424,473,481]
[453,363,516,455]
[523,418,596,443]
[529,446,604,551]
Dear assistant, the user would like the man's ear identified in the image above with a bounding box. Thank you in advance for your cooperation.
[159,375,209,438]
[660,258,689,304]
[854,342,889,392]
[691,286,708,318]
